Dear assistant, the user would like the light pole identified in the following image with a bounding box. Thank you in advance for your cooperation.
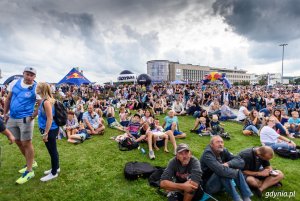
[279,43,288,84]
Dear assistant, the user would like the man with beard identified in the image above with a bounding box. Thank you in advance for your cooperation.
[200,136,252,201]
[160,143,203,201]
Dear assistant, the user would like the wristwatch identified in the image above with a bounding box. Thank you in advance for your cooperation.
[288,140,292,143]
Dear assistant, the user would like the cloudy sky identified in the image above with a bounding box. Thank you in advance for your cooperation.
[1,0,299,83]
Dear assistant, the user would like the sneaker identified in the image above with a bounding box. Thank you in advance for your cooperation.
[149,150,155,160]
[16,170,35,184]
[44,168,61,175]
[40,173,58,182]
[19,161,38,174]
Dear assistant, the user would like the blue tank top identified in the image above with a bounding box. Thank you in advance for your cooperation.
[10,79,37,119]
[38,100,58,130]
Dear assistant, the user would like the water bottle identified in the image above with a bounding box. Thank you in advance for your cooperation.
[231,179,236,187]
[138,146,146,154]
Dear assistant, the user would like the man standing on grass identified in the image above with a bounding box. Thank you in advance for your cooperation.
[4,67,41,184]
[160,143,203,201]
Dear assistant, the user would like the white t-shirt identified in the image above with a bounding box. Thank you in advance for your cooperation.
[237,106,247,121]
[265,98,274,105]
[260,126,280,144]
[8,79,41,100]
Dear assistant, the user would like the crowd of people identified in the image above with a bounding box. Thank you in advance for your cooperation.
[1,67,300,200]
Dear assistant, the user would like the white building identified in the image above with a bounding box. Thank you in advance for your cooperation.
[147,60,251,83]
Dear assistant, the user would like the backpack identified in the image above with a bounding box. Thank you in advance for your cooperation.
[148,167,168,197]
[148,167,165,187]
[54,101,68,126]
[42,100,67,126]
[118,137,139,151]
[274,147,299,160]
[124,161,157,180]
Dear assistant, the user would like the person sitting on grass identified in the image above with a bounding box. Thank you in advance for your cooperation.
[200,136,252,201]
[208,98,221,117]
[237,100,250,122]
[0,118,15,144]
[151,118,177,155]
[260,117,297,151]
[95,108,105,131]
[67,123,91,144]
[210,115,230,140]
[288,111,300,137]
[160,143,204,201]
[65,110,79,139]
[119,106,130,127]
[126,114,150,143]
[83,104,105,135]
[220,100,237,121]
[190,117,211,136]
[172,98,186,116]
[141,109,154,127]
[107,112,125,131]
[271,109,293,138]
[239,146,284,198]
[242,110,262,136]
[153,100,163,115]
[162,110,186,139]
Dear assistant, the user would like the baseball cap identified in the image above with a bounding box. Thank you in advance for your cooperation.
[24,67,37,75]
[176,143,190,154]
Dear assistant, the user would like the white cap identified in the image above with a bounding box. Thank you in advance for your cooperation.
[24,67,36,75]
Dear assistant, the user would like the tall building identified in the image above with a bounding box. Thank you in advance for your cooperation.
[147,60,251,83]
[147,60,170,82]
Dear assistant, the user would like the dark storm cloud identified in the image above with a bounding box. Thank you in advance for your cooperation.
[213,0,300,42]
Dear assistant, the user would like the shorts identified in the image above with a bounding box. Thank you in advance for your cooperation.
[165,125,182,136]
[109,121,121,129]
[153,131,166,141]
[77,133,87,141]
[7,117,34,141]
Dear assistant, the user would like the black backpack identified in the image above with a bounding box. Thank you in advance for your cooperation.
[54,101,68,126]
[148,167,165,187]
[42,100,67,126]
[148,167,168,197]
[124,161,157,180]
[119,137,139,151]
[275,147,299,160]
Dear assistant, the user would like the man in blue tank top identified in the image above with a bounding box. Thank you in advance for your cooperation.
[4,67,41,184]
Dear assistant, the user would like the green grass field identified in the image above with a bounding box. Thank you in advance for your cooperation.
[0,115,299,201]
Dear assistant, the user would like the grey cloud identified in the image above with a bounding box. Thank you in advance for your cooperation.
[213,0,300,42]
[122,25,160,55]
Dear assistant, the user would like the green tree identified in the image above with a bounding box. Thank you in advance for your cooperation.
[294,78,300,85]
[240,81,250,86]
[233,82,239,86]
[258,76,267,85]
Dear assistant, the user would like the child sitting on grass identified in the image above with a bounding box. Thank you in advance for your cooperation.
[107,112,125,132]
[151,118,169,152]
[210,114,230,139]
[288,111,300,137]
[65,111,79,139]
[67,123,91,144]
[126,114,144,142]
[119,106,130,127]
[195,117,212,136]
